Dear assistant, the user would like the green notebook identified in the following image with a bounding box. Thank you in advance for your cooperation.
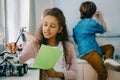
[33,44,62,69]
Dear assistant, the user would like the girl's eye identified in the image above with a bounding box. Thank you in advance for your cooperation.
[43,23,48,27]
[50,25,56,28]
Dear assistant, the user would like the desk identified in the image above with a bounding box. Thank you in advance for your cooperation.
[0,69,40,80]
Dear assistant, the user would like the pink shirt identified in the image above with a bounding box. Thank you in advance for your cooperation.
[19,41,78,80]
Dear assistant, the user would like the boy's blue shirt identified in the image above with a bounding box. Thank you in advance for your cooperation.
[73,18,106,57]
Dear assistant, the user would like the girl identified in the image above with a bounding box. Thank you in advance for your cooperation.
[73,1,120,80]
[6,8,78,80]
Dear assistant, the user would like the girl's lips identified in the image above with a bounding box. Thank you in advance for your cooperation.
[44,32,51,35]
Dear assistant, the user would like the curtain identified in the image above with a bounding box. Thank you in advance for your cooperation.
[0,0,54,52]
[6,0,30,42]
[0,0,6,52]
[0,0,32,43]
[0,0,31,52]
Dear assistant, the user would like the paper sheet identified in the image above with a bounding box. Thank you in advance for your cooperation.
[33,44,62,69]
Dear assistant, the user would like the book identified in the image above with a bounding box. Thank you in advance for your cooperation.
[33,44,62,69]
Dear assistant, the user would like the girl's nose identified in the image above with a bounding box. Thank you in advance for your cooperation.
[46,26,50,31]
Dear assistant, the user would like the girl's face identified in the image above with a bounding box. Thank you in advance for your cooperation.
[42,15,62,41]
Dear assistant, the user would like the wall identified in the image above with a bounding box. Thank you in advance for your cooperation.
[54,0,120,36]
[35,0,54,28]
[54,0,120,58]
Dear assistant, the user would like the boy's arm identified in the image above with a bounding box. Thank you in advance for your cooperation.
[96,11,108,31]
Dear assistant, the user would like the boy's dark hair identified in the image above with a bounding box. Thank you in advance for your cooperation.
[80,1,97,19]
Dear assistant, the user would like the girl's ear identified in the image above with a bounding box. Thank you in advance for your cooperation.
[58,27,63,33]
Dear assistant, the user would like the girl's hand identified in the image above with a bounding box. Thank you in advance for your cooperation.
[45,69,64,78]
[5,42,18,54]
